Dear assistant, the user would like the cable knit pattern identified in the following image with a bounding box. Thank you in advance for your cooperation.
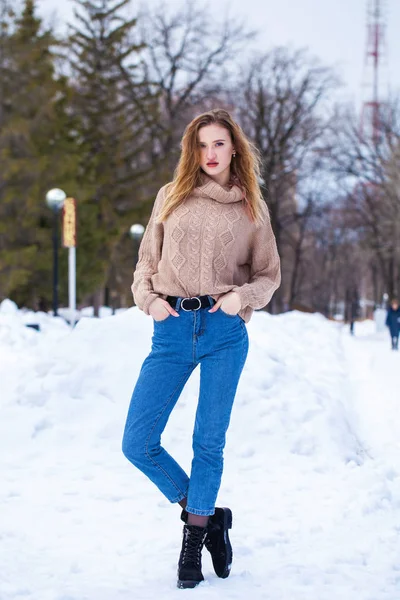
[132,174,281,323]
[201,199,221,292]
[187,198,204,292]
[214,205,241,288]
[169,203,190,294]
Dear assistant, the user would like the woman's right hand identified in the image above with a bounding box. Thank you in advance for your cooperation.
[148,297,180,321]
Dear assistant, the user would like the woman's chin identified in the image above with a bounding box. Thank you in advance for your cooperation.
[201,165,229,180]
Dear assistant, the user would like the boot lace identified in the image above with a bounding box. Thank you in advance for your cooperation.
[181,527,206,566]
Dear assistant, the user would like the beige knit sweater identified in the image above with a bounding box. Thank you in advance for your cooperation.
[132,175,281,323]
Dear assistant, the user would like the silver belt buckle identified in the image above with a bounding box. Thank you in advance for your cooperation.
[181,297,202,311]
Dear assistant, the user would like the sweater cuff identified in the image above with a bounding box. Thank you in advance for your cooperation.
[142,293,159,315]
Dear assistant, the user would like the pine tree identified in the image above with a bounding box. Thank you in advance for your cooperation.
[68,0,156,312]
[0,0,81,308]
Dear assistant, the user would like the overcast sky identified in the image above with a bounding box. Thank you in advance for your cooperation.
[38,0,400,108]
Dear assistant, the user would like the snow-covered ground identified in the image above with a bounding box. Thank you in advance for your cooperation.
[0,300,399,600]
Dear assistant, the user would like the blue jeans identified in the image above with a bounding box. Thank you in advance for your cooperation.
[122,299,249,516]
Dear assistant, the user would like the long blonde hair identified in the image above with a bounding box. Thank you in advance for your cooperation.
[157,108,265,223]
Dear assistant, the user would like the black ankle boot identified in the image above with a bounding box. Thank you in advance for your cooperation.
[177,524,207,589]
[181,507,233,579]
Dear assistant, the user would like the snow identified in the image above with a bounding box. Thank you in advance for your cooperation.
[1,299,399,600]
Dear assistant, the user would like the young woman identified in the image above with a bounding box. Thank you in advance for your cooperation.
[122,108,281,588]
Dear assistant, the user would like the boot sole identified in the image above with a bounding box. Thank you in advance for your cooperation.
[208,507,232,579]
[177,579,202,589]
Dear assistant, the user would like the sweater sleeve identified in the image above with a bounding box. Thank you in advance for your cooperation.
[131,186,166,313]
[232,203,281,310]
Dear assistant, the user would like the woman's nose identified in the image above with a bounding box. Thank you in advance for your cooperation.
[206,147,216,160]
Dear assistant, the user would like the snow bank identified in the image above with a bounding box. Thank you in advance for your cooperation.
[1,305,399,600]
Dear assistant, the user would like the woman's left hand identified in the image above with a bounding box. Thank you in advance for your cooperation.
[208,291,241,316]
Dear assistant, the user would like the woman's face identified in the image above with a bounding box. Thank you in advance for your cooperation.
[198,124,235,185]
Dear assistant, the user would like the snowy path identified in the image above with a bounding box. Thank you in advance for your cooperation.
[1,306,400,600]
[343,325,400,462]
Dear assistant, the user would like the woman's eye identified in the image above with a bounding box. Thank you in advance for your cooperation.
[216,142,224,147]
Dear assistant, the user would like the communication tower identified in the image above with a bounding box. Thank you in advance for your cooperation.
[361,0,387,144]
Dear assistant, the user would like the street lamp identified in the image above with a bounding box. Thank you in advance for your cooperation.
[46,188,66,316]
[129,223,145,269]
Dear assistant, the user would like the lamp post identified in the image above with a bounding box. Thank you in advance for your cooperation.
[129,223,145,269]
[46,188,66,316]
[382,292,389,308]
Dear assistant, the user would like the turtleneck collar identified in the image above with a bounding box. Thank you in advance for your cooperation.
[193,173,244,204]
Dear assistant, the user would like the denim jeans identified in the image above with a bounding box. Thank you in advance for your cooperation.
[122,299,249,516]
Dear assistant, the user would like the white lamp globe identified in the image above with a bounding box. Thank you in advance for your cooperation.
[129,223,145,239]
[46,188,66,210]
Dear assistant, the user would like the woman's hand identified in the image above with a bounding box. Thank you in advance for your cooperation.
[208,291,241,316]
[149,297,179,321]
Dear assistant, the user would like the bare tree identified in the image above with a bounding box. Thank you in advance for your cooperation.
[235,47,339,311]
[139,0,254,174]
[285,193,320,308]
[328,98,400,300]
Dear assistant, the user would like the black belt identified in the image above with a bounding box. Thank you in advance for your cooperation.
[166,295,212,311]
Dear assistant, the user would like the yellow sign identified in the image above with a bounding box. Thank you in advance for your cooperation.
[62,197,77,248]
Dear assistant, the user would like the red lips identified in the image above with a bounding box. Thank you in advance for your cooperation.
[207,162,219,166]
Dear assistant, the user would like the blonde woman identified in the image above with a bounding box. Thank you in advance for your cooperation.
[122,108,281,588]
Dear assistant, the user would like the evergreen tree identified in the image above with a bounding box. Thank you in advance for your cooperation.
[0,0,81,308]
[68,0,156,311]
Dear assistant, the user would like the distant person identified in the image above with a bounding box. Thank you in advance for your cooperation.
[122,109,281,588]
[349,299,358,335]
[385,298,400,350]
[346,290,360,336]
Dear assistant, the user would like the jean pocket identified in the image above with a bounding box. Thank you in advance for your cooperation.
[153,314,171,323]
[219,308,239,319]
